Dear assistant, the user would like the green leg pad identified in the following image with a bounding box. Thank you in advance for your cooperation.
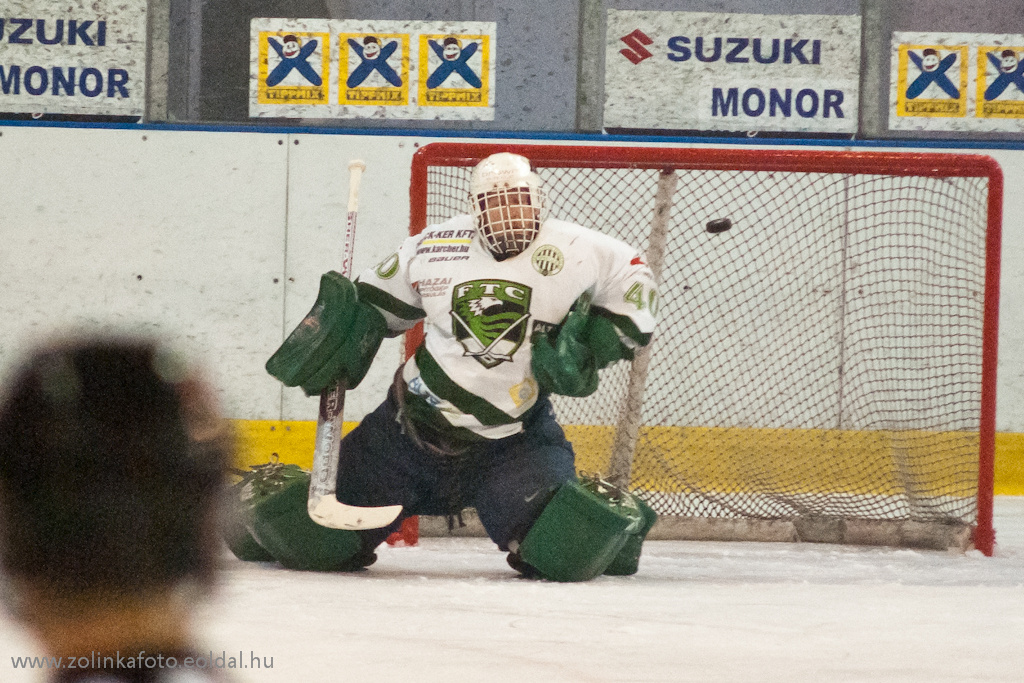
[518,480,644,582]
[602,496,658,576]
[223,515,276,562]
[247,476,362,572]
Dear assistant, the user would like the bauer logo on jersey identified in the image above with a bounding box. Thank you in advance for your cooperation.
[531,245,564,276]
[451,280,532,368]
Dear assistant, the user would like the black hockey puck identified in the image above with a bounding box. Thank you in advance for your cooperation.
[705,217,733,234]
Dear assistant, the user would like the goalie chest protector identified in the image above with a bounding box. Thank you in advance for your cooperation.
[361,215,657,436]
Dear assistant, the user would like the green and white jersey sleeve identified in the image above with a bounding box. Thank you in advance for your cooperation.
[581,223,658,354]
[354,230,428,333]
[356,215,658,440]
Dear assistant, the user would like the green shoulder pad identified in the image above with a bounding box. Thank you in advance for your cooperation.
[265,271,358,388]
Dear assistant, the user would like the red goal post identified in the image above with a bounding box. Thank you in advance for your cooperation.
[404,142,1002,556]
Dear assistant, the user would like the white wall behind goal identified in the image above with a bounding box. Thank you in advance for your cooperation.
[0,125,1022,433]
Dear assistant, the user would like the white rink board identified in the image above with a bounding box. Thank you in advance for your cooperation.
[2,126,1024,434]
[0,127,287,419]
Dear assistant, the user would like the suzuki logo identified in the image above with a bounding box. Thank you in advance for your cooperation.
[620,29,654,64]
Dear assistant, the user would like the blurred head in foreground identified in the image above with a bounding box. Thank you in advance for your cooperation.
[0,336,230,657]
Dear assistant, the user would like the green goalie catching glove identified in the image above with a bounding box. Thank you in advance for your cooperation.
[265,271,387,396]
[531,293,638,397]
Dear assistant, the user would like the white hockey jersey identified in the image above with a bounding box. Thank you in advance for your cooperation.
[356,215,658,439]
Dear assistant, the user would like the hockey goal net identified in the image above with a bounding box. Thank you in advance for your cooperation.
[407,142,1001,555]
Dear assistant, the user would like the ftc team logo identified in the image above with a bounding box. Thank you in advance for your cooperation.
[257,32,330,104]
[418,34,490,107]
[895,44,968,117]
[977,46,1024,118]
[339,32,409,105]
[451,280,532,368]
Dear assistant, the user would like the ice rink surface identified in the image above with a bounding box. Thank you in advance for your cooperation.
[3,498,1023,683]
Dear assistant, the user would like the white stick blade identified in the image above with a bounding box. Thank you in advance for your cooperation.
[308,495,402,530]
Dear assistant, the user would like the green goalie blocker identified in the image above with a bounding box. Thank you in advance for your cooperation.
[531,293,640,398]
[265,271,387,396]
[225,461,362,571]
[517,476,658,582]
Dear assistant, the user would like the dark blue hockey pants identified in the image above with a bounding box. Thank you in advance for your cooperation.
[334,385,577,552]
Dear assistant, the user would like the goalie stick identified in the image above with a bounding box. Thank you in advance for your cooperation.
[307,159,402,530]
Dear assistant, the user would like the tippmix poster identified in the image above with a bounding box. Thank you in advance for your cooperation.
[891,32,1024,132]
[251,19,495,120]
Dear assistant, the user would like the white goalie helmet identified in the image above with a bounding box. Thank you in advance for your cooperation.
[469,152,549,259]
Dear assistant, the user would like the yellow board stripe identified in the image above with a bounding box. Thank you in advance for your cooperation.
[567,425,983,497]
[230,420,358,472]
[229,419,1024,495]
[995,432,1024,495]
